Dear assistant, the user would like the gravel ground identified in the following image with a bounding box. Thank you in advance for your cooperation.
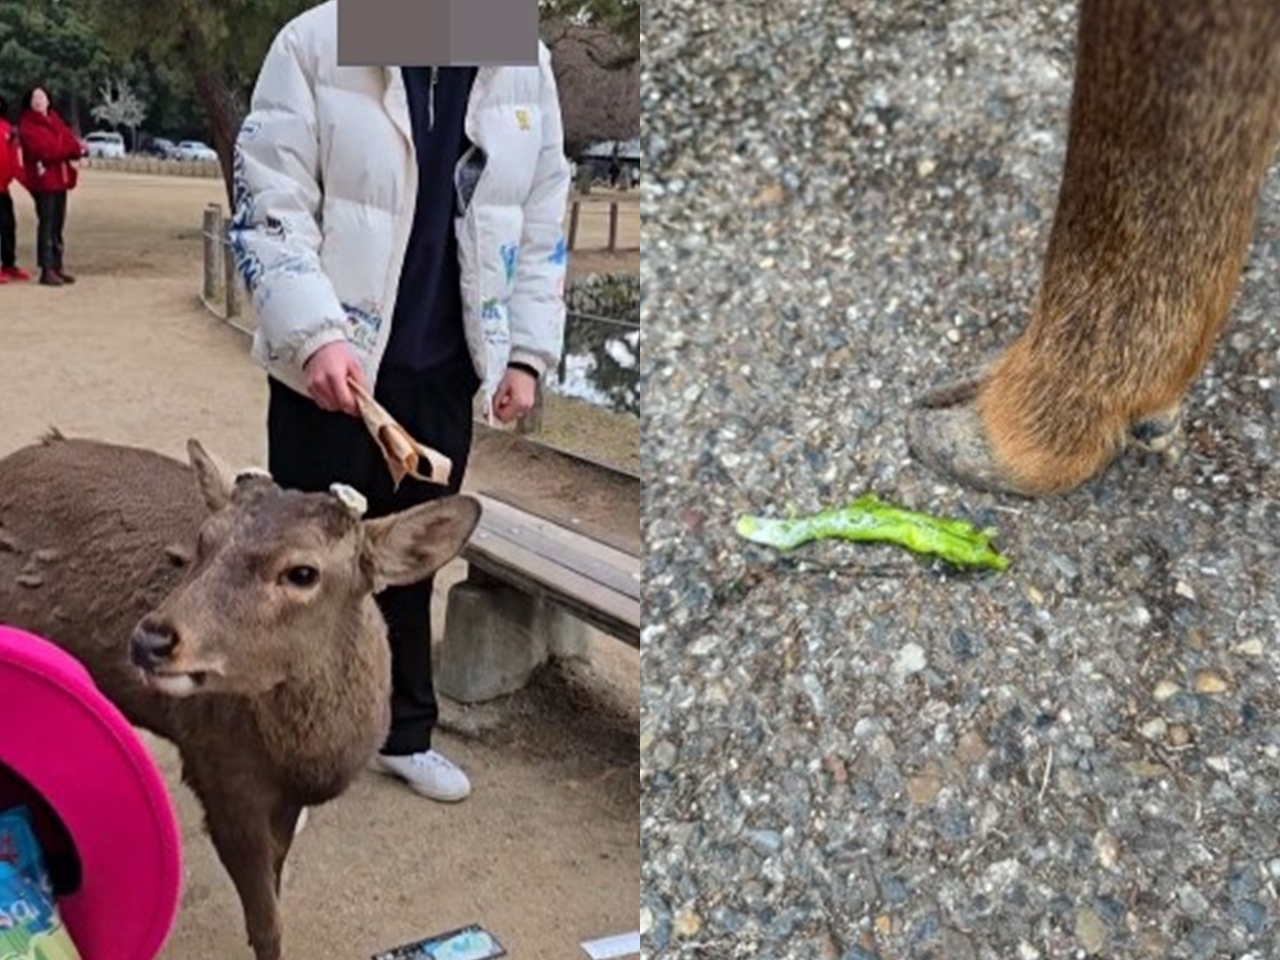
[641,2,1280,958]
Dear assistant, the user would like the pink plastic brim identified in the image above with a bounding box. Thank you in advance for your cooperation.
[0,625,182,960]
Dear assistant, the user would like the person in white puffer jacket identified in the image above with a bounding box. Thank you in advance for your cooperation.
[229,0,571,804]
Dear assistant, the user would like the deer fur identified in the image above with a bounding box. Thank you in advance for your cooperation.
[910,0,1280,494]
[0,431,481,960]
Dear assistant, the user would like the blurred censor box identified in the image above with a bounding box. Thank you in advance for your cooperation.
[337,0,539,66]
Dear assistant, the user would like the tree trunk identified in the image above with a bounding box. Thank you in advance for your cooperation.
[182,27,241,207]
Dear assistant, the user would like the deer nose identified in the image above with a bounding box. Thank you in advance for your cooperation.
[130,621,179,671]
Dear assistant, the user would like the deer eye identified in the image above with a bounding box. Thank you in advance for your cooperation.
[282,565,320,588]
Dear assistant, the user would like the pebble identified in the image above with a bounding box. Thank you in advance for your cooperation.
[1093,830,1119,870]
[651,740,679,771]
[1075,908,1108,955]
[1153,680,1180,701]
[1139,718,1167,741]
[1233,639,1265,657]
[896,642,928,675]
[746,830,784,857]
[673,910,703,938]
[1194,672,1230,694]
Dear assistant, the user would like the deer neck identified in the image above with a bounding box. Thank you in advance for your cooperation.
[251,605,392,801]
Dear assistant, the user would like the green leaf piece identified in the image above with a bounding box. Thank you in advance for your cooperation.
[735,493,1011,572]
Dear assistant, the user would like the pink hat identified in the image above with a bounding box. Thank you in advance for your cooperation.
[0,625,182,960]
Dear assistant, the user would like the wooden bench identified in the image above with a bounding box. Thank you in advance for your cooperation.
[437,492,640,702]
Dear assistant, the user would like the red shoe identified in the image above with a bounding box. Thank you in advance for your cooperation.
[1,266,29,281]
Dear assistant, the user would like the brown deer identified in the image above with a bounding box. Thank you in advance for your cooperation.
[0,431,481,960]
[908,0,1280,495]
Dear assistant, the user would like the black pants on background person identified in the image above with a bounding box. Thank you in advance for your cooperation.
[265,350,480,755]
[0,191,16,269]
[32,190,67,272]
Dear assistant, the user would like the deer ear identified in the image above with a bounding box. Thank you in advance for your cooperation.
[186,439,236,512]
[361,496,482,592]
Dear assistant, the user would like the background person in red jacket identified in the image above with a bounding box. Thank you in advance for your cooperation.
[0,95,31,284]
[18,85,85,287]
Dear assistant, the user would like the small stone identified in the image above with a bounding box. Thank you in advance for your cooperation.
[1017,942,1042,960]
[31,548,61,564]
[874,914,893,937]
[907,774,941,806]
[1094,829,1119,869]
[640,908,653,935]
[753,183,786,207]
[1075,908,1108,954]
[835,36,854,50]
[1023,585,1045,605]
[956,731,987,764]
[896,643,927,675]
[651,740,679,771]
[917,157,937,177]
[945,328,962,344]
[1194,672,1230,694]
[1174,580,1196,600]
[1177,883,1210,917]
[15,572,43,589]
[1139,718,1168,741]
[0,529,18,552]
[673,910,702,938]
[759,257,776,270]
[824,755,849,784]
[1168,725,1191,746]
[1153,680,1180,701]
[746,830,783,857]
[1233,639,1265,657]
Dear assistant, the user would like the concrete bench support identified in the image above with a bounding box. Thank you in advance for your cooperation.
[437,567,590,704]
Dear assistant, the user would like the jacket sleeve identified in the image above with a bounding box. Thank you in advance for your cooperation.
[227,21,349,370]
[505,45,572,377]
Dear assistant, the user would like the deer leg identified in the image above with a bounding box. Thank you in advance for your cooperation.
[907,0,1280,495]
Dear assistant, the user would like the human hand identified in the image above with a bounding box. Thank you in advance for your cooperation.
[303,341,366,416]
[492,366,538,423]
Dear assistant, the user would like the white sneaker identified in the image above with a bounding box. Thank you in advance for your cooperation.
[374,749,472,802]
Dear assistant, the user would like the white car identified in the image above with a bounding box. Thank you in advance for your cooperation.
[83,131,126,159]
[175,140,218,162]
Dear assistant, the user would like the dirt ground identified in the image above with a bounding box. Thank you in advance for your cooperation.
[0,170,639,959]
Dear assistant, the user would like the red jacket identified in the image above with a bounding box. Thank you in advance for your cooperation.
[18,108,84,193]
[0,118,23,192]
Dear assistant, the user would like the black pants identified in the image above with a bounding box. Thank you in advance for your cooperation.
[0,191,15,269]
[266,353,479,755]
[32,190,66,271]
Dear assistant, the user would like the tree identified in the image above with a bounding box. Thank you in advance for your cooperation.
[539,0,639,69]
[547,25,638,156]
[0,0,117,129]
[91,76,147,148]
[51,0,313,203]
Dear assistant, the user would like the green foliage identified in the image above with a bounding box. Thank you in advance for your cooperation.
[0,0,114,122]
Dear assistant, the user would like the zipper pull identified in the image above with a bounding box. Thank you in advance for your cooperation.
[429,67,438,132]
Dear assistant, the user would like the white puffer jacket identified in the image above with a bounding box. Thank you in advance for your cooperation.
[228,0,571,416]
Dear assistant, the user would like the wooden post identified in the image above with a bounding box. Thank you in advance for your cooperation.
[608,202,619,253]
[567,200,580,252]
[202,204,221,302]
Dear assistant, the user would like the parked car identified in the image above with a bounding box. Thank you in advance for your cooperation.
[83,131,126,159]
[175,140,218,162]
[139,136,181,160]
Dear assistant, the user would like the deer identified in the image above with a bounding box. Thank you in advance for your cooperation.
[0,430,482,960]
[908,0,1280,494]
